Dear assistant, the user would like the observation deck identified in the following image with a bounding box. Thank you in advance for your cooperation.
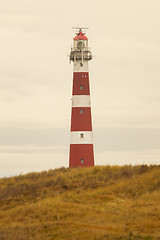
[70,47,92,61]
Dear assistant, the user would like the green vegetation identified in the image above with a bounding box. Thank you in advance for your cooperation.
[0,165,160,240]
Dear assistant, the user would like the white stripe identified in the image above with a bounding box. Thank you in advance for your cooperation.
[72,95,91,107]
[73,60,88,72]
[70,131,93,144]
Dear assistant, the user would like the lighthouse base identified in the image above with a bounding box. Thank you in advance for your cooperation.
[69,144,94,167]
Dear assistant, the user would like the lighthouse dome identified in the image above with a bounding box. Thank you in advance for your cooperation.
[74,30,88,40]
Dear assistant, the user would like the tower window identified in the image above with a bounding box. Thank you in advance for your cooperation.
[80,85,83,90]
[80,133,84,138]
[81,158,84,164]
[80,109,84,114]
[80,62,83,67]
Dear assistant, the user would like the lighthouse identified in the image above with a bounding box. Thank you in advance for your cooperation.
[69,28,94,167]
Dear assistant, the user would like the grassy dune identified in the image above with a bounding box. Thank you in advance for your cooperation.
[0,165,160,240]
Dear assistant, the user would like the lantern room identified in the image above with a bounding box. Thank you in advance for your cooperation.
[73,29,88,51]
[70,29,92,62]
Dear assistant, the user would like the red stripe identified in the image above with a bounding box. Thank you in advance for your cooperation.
[72,72,90,95]
[71,107,92,131]
[69,144,94,167]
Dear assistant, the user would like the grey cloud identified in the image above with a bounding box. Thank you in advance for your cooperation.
[0,127,160,153]
[94,128,160,152]
[0,127,68,146]
[0,145,67,155]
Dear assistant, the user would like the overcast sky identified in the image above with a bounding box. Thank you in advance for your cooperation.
[0,0,160,177]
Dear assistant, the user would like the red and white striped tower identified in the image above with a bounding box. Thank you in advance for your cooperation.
[69,28,94,167]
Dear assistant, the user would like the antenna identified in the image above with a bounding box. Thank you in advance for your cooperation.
[72,27,89,33]
[72,27,89,30]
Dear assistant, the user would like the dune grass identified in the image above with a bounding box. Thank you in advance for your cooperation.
[0,165,160,240]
